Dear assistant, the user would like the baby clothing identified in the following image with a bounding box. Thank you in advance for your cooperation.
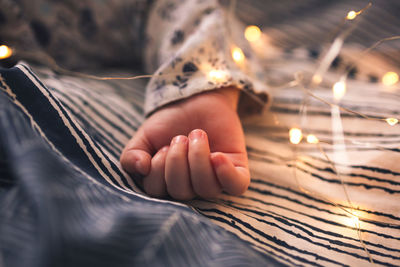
[0,0,269,116]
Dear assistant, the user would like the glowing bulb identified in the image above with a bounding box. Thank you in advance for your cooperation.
[232,47,245,63]
[346,10,357,20]
[342,210,363,228]
[333,81,346,100]
[208,70,228,83]
[0,45,12,59]
[306,134,319,144]
[312,74,323,85]
[289,128,303,144]
[382,72,399,86]
[349,216,359,227]
[244,25,261,43]
[386,118,398,126]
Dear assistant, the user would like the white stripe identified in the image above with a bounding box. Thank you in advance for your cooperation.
[15,63,189,208]
[0,72,133,202]
[17,64,135,191]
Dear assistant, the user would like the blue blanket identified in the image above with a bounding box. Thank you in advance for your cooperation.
[0,64,283,266]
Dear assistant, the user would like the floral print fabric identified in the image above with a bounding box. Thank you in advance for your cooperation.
[0,0,269,116]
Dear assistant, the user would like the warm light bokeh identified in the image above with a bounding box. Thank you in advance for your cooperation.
[382,72,399,86]
[0,45,12,59]
[207,69,228,83]
[231,47,245,63]
[289,128,303,144]
[348,215,360,227]
[341,209,363,229]
[333,81,346,100]
[346,11,357,20]
[306,134,319,144]
[312,74,323,85]
[386,117,398,126]
[244,25,261,43]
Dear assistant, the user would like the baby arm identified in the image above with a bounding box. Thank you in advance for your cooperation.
[121,0,269,200]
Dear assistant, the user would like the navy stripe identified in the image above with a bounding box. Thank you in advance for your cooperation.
[248,185,400,240]
[225,197,400,253]
[248,150,400,194]
[22,66,138,191]
[17,65,132,190]
[197,213,317,267]
[2,67,107,183]
[248,148,400,187]
[291,163,400,195]
[52,85,134,140]
[219,200,400,261]
[250,179,400,222]
[54,89,126,152]
[198,208,347,267]
[57,79,141,129]
[248,145,400,178]
[56,99,122,159]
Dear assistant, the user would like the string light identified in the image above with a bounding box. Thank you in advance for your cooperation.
[306,134,319,144]
[342,210,362,228]
[332,80,346,100]
[289,5,389,262]
[231,47,245,63]
[311,74,323,85]
[386,117,398,126]
[346,3,372,21]
[0,45,12,59]
[289,128,303,144]
[346,11,357,20]
[207,69,228,83]
[4,3,394,264]
[344,214,360,228]
[244,25,261,42]
[382,71,399,86]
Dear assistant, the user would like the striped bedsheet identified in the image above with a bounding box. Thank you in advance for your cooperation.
[1,1,400,265]
[1,57,398,266]
[0,63,281,266]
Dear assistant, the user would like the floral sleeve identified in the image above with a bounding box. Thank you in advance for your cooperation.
[0,0,270,117]
[143,0,270,116]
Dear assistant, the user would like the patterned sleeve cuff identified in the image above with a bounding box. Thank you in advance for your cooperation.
[144,0,270,117]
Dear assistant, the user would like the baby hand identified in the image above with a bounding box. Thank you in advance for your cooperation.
[120,87,250,200]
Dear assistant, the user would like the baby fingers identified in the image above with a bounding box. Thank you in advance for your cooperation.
[142,146,169,198]
[165,135,196,200]
[188,129,221,198]
[210,152,250,196]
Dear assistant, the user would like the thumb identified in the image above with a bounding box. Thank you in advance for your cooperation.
[120,128,154,176]
[210,152,250,196]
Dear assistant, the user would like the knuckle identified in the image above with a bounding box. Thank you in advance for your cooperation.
[167,150,185,161]
[170,190,195,201]
[190,148,202,156]
[144,180,166,198]
[231,183,249,196]
[167,182,194,200]
[195,186,220,199]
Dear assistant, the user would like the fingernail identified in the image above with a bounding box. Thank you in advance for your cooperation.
[134,157,147,175]
[211,153,225,168]
[189,129,204,143]
[171,135,188,145]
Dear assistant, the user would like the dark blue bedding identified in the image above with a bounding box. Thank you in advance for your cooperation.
[0,64,283,266]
